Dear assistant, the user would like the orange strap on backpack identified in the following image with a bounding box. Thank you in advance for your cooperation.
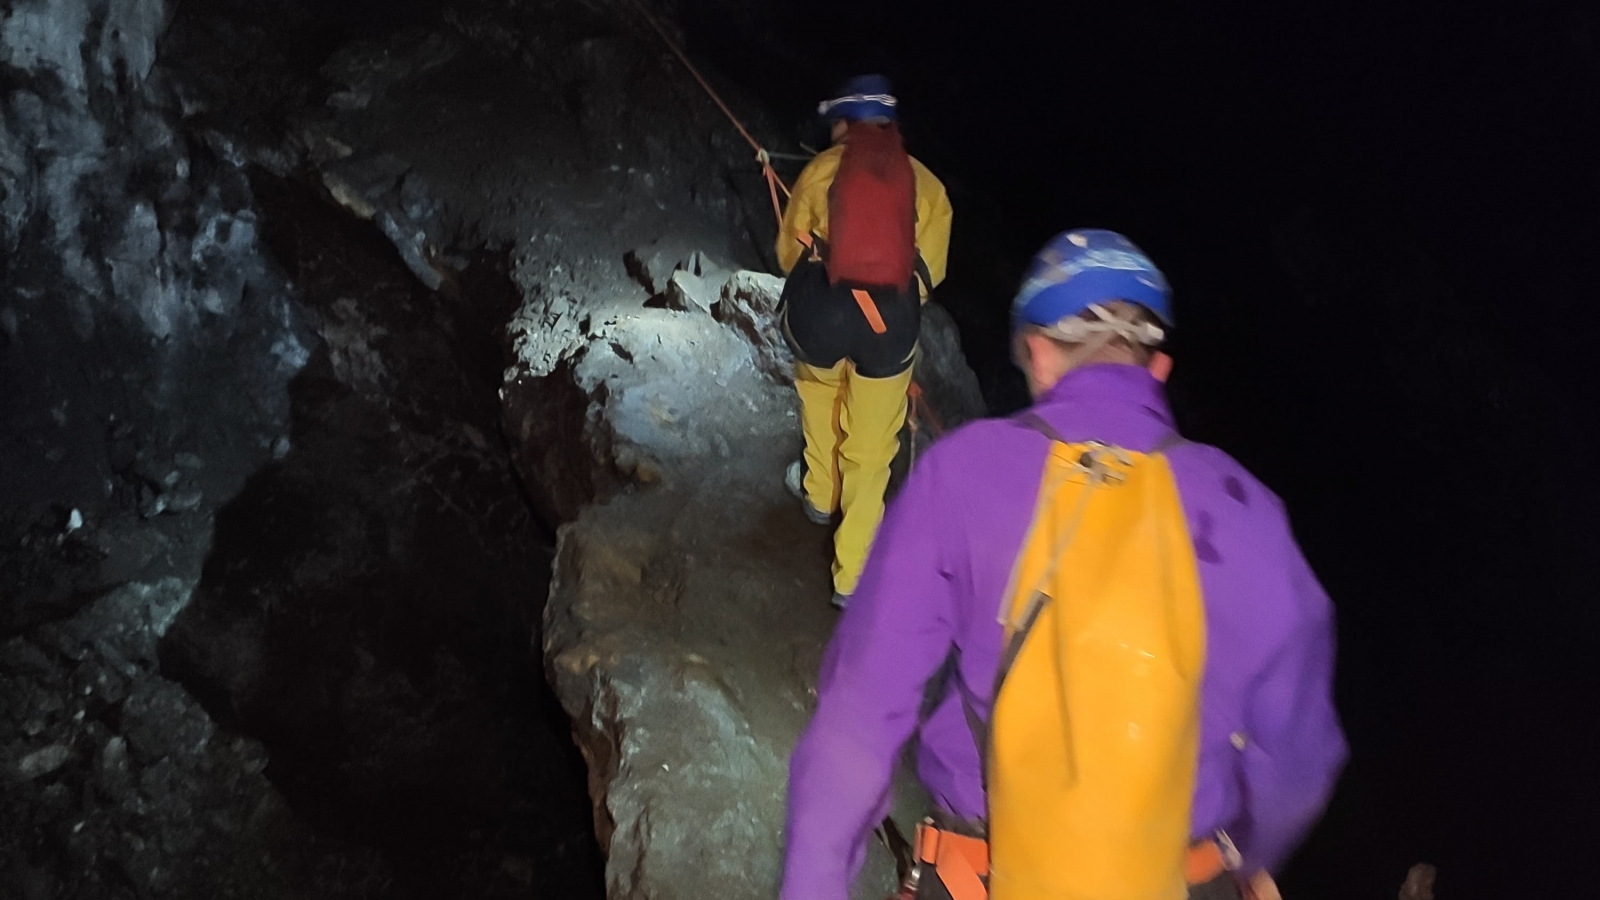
[852,289,888,334]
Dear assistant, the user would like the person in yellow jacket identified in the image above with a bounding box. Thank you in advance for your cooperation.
[776,74,953,609]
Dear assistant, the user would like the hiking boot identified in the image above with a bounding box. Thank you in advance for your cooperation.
[785,461,832,526]
[831,592,850,610]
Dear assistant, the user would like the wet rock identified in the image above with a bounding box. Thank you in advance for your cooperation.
[506,286,592,380]
[163,485,204,513]
[910,302,988,434]
[377,207,445,290]
[715,271,792,382]
[666,269,719,314]
[317,152,446,291]
[685,251,730,282]
[16,743,71,780]
[625,245,732,304]
[319,152,412,221]
[522,247,977,900]
[623,247,681,296]
[137,484,168,519]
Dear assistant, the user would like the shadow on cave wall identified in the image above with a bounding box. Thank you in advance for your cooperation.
[157,173,603,899]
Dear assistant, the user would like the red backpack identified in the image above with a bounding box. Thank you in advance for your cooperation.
[825,121,917,290]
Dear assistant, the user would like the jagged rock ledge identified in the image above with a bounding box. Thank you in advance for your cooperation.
[504,263,984,900]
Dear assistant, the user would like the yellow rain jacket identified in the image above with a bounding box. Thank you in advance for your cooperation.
[776,144,953,301]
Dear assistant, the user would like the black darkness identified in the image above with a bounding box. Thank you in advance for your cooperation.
[147,0,1600,896]
[678,3,1600,898]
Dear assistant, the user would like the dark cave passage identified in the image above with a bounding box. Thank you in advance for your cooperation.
[156,173,604,899]
[5,1,621,894]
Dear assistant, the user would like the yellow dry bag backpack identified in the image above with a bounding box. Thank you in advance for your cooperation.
[983,414,1207,900]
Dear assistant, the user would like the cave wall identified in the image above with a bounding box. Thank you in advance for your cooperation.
[6,3,989,897]
[1,0,308,526]
[0,2,317,896]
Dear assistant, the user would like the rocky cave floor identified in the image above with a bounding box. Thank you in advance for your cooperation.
[2,2,986,898]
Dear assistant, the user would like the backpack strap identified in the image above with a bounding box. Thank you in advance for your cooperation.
[852,289,889,335]
[914,251,935,299]
[1023,412,1186,457]
[1152,432,1188,454]
[910,164,932,299]
[956,552,1060,799]
[1017,412,1067,444]
[796,229,827,264]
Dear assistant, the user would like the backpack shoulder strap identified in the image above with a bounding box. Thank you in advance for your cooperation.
[1152,432,1187,454]
[1022,412,1185,456]
[1016,411,1068,444]
[911,158,932,298]
[914,251,935,299]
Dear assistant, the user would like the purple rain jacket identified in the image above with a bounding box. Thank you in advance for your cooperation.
[782,364,1347,900]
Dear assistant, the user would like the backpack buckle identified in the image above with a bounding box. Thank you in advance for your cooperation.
[1070,442,1132,485]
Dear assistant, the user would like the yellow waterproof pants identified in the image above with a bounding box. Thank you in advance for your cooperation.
[793,358,913,596]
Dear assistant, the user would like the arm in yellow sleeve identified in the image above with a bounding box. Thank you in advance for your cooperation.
[777,148,842,274]
[911,159,953,300]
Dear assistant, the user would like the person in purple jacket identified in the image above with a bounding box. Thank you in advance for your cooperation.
[781,229,1347,900]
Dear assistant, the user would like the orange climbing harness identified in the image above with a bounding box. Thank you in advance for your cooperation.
[633,1,947,458]
[905,819,1245,900]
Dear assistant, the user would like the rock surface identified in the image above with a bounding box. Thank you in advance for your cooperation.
[282,6,989,896]
[0,578,300,900]
[2,2,989,899]
[525,270,983,900]
[2,2,604,897]
[2,5,317,891]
